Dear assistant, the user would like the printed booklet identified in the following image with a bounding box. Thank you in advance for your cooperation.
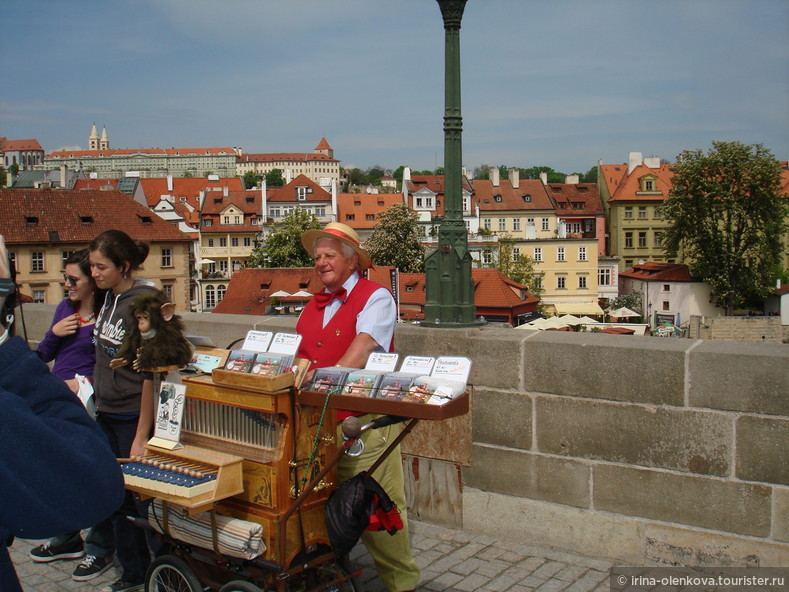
[250,352,295,377]
[223,350,257,373]
[340,369,385,398]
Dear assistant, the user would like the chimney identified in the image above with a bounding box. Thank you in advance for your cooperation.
[223,185,229,198]
[6,171,13,187]
[643,156,660,169]
[564,174,579,184]
[60,165,66,188]
[628,152,643,175]
[490,167,500,187]
[167,174,173,192]
[508,167,519,188]
[539,172,548,185]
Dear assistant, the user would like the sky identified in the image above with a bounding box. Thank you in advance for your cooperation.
[2,0,788,176]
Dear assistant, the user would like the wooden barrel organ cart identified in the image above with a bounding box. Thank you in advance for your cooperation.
[123,365,470,592]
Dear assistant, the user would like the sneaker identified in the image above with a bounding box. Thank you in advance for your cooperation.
[72,554,113,581]
[101,580,144,592]
[29,540,85,563]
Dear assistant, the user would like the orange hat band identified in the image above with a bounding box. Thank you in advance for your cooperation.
[324,228,360,246]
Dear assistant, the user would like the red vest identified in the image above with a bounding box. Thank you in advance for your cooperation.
[297,276,394,371]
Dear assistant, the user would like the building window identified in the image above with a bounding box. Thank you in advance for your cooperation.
[557,275,566,289]
[223,216,230,225]
[218,260,228,273]
[231,237,239,247]
[663,284,671,292]
[541,218,549,231]
[161,284,173,301]
[654,207,663,220]
[654,232,663,248]
[578,275,587,289]
[270,207,281,218]
[662,300,670,311]
[638,207,647,219]
[533,247,542,262]
[315,206,326,218]
[578,247,587,262]
[638,232,647,248]
[527,217,535,228]
[513,218,521,232]
[483,218,491,231]
[533,275,543,289]
[557,247,565,262]
[599,268,611,286]
[624,207,633,219]
[482,251,492,265]
[33,288,45,303]
[31,252,44,272]
[217,284,227,302]
[244,237,252,247]
[234,216,241,224]
[346,214,355,221]
[416,197,423,208]
[645,180,655,191]
[625,232,633,248]
[205,286,216,309]
[425,197,433,208]
[219,238,227,247]
[572,222,581,234]
[161,248,172,268]
[625,259,633,268]
[207,239,214,247]
[297,187,307,200]
[498,219,506,232]
[512,248,520,262]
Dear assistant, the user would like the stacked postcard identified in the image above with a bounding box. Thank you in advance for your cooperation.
[222,330,302,377]
[306,354,471,405]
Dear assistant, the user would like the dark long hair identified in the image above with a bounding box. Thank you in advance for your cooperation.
[88,230,149,274]
[65,249,106,317]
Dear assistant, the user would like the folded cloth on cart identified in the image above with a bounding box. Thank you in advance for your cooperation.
[148,498,265,560]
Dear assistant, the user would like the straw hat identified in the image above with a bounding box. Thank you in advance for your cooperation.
[301,222,372,270]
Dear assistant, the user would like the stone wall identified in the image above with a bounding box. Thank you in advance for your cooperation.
[689,315,785,342]
[21,305,789,567]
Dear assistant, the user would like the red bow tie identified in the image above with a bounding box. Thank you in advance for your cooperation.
[313,288,347,310]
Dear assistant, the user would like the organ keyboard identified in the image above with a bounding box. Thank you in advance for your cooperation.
[121,443,244,515]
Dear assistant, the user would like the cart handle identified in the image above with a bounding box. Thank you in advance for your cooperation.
[340,414,408,439]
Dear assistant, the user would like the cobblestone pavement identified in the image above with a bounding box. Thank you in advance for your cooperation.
[12,520,615,591]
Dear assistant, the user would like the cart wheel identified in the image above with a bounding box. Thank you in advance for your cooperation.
[145,554,203,592]
[218,581,262,592]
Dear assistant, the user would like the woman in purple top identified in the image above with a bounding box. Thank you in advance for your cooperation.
[36,249,105,392]
[29,250,106,566]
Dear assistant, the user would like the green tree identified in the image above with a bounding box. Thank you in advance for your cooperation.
[392,165,406,184]
[580,166,598,183]
[242,171,262,189]
[608,291,643,317]
[248,208,321,268]
[367,166,386,186]
[364,203,425,272]
[662,141,788,315]
[265,168,285,187]
[521,166,564,183]
[494,235,543,298]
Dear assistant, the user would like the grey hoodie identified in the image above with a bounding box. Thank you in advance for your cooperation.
[93,280,156,414]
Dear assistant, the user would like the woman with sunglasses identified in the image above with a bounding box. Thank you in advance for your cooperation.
[29,250,108,567]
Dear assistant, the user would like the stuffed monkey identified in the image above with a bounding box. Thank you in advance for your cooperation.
[110,291,193,372]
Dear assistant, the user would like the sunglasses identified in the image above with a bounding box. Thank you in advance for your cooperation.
[63,274,81,286]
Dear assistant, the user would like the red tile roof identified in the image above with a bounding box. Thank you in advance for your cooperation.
[267,174,331,202]
[337,193,405,230]
[547,183,604,216]
[238,152,337,163]
[473,178,553,212]
[608,164,674,202]
[46,147,238,158]
[140,177,244,208]
[315,137,333,151]
[619,262,697,282]
[74,178,120,191]
[200,190,263,234]
[599,164,628,197]
[212,267,396,315]
[0,138,44,152]
[0,188,192,245]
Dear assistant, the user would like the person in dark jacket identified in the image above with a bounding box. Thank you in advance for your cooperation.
[0,235,125,592]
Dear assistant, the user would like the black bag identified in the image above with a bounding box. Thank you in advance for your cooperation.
[324,471,402,556]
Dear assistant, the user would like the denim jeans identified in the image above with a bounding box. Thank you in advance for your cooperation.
[95,412,151,583]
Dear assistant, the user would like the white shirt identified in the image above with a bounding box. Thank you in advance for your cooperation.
[321,273,396,351]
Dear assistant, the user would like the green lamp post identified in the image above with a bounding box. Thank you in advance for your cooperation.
[422,0,482,328]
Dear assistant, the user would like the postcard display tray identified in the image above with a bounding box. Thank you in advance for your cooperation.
[297,388,469,421]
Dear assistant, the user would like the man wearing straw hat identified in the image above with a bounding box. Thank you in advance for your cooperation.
[297,222,419,592]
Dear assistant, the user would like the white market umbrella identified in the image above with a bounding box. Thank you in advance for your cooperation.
[608,307,640,318]
[199,258,215,265]
[270,290,291,298]
[559,314,583,326]
[291,290,313,298]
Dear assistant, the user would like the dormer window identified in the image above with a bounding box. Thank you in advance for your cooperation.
[522,194,531,202]
[80,216,94,223]
[138,215,153,224]
[297,187,307,200]
[493,194,502,203]
[25,216,39,224]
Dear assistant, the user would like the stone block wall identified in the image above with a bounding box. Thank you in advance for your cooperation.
[22,305,789,567]
[689,315,784,342]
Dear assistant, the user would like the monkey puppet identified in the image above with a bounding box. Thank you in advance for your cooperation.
[110,291,193,373]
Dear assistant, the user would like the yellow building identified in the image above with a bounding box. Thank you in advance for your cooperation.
[0,188,193,310]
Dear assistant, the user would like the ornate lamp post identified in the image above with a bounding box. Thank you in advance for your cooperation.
[422,0,482,327]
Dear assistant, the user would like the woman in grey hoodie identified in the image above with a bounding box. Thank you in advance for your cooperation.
[77,229,157,592]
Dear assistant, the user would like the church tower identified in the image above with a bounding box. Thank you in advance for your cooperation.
[89,123,99,150]
[100,126,109,150]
